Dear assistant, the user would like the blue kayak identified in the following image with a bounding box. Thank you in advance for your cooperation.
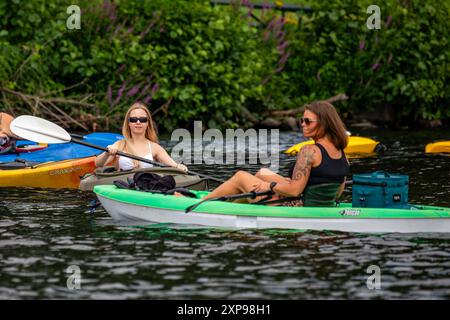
[0,132,123,164]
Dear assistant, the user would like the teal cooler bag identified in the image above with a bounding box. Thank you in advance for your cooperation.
[352,171,409,208]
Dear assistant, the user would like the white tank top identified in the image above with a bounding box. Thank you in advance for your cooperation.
[118,142,154,170]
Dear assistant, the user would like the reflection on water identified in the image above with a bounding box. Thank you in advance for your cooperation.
[0,129,449,299]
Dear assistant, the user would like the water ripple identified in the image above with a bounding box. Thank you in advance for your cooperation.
[1,129,450,299]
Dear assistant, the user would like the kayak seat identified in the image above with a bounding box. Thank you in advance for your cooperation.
[0,158,41,170]
[302,183,341,207]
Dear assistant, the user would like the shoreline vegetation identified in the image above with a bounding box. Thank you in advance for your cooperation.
[0,0,448,133]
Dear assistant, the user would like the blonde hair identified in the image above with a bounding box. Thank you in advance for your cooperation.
[121,102,158,143]
[305,101,349,150]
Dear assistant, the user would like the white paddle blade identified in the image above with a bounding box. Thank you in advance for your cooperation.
[10,115,71,144]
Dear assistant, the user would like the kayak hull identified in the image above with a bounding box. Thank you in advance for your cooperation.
[80,166,208,191]
[0,156,96,189]
[284,136,380,156]
[425,141,450,154]
[94,185,450,233]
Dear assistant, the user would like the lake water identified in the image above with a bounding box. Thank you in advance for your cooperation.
[0,128,449,299]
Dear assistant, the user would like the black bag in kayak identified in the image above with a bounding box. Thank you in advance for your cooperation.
[113,172,175,191]
[113,172,196,198]
[133,172,176,191]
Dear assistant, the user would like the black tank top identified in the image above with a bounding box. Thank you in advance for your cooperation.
[288,143,350,186]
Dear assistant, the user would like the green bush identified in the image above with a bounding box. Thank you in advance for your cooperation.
[276,0,450,123]
[0,0,278,131]
[0,0,448,131]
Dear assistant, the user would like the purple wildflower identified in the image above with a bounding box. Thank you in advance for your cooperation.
[266,18,276,31]
[275,65,284,73]
[151,83,160,95]
[103,0,110,11]
[143,95,153,105]
[135,83,152,101]
[277,41,289,53]
[273,17,285,33]
[112,81,127,106]
[278,51,291,65]
[127,84,141,97]
[386,15,393,27]
[359,40,365,51]
[277,30,286,40]
[371,63,380,71]
[262,0,270,11]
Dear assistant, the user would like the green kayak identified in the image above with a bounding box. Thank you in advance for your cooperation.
[94,185,450,233]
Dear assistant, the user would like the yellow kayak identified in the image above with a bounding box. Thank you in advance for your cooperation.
[425,141,450,154]
[0,156,96,189]
[284,136,380,156]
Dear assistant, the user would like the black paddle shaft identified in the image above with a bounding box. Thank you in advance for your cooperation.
[71,138,225,183]
[185,190,274,213]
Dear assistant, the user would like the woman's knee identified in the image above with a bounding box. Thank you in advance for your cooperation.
[233,170,250,180]
[255,167,273,178]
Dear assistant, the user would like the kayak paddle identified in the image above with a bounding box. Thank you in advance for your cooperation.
[185,190,273,213]
[10,115,225,183]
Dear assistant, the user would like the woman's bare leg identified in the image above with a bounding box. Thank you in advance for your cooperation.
[255,168,290,183]
[203,170,267,202]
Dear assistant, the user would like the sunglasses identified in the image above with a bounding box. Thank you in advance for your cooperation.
[300,117,319,125]
[129,117,148,123]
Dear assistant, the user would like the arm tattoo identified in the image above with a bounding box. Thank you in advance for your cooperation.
[292,146,315,181]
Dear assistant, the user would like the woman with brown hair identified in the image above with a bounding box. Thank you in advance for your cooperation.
[95,102,188,172]
[200,101,350,206]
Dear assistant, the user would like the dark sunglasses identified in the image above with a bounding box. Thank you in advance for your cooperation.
[129,117,148,123]
[300,117,319,125]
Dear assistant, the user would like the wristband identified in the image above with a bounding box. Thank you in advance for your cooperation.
[269,182,277,192]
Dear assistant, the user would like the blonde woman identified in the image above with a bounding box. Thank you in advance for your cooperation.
[95,103,188,172]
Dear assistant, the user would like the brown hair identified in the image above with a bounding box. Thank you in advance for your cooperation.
[122,102,159,143]
[305,101,348,150]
